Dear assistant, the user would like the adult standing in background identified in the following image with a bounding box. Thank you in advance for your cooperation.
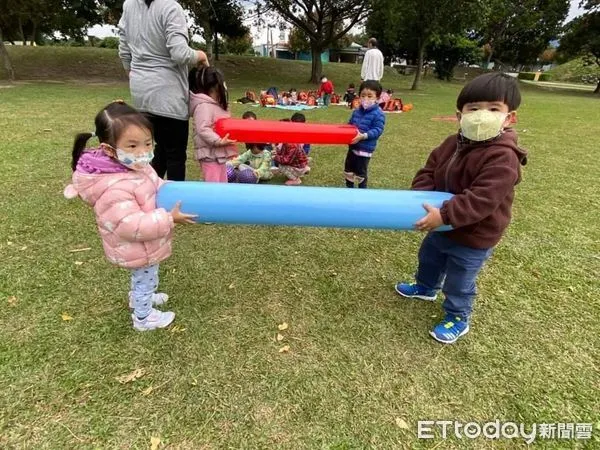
[118,0,209,181]
[361,38,384,82]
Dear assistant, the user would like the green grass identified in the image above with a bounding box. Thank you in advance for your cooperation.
[1,57,599,448]
[0,46,405,90]
[548,57,600,83]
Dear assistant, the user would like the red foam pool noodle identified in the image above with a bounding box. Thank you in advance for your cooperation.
[215,118,358,144]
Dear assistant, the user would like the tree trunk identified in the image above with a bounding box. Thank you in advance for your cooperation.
[309,44,323,84]
[30,22,37,46]
[18,17,26,45]
[486,47,493,66]
[214,31,219,61]
[202,21,213,60]
[0,25,15,82]
[411,39,426,91]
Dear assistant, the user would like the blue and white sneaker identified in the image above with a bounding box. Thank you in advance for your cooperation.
[132,308,175,331]
[394,283,437,301]
[430,314,469,344]
[128,292,168,309]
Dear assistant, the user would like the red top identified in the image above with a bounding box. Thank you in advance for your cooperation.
[274,144,308,168]
[317,80,334,96]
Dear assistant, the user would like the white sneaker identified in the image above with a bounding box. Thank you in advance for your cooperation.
[128,292,168,309]
[132,308,175,331]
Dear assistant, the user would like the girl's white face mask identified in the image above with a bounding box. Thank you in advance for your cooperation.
[115,147,154,170]
[459,109,508,142]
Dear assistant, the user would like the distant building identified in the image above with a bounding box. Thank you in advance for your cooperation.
[253,41,330,63]
[329,42,367,64]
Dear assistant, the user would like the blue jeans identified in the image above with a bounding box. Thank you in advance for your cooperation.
[416,233,492,319]
[130,264,159,319]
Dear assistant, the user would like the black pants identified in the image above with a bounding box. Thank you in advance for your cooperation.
[146,114,189,181]
[344,150,370,188]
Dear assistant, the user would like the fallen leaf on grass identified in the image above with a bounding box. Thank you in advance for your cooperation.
[170,325,186,333]
[43,128,52,132]
[150,436,161,450]
[7,241,13,246]
[69,247,91,253]
[228,282,235,289]
[142,386,154,396]
[61,312,73,321]
[20,246,27,251]
[116,368,145,384]
[395,418,410,429]
[74,261,84,266]
[278,322,288,331]
[279,345,290,353]
[8,296,17,307]
[276,333,285,342]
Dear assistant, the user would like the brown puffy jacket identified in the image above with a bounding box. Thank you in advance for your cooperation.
[412,128,528,249]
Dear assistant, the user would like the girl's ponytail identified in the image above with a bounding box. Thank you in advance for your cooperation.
[72,132,93,171]
[190,66,229,111]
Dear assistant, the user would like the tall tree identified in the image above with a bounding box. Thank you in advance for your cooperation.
[223,30,254,55]
[287,25,310,54]
[368,0,485,90]
[0,22,15,81]
[0,0,104,80]
[259,0,371,83]
[365,0,410,65]
[480,0,569,68]
[287,20,351,57]
[427,34,482,81]
[559,0,600,94]
[181,0,247,60]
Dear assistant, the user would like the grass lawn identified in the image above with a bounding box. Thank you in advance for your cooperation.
[1,52,599,448]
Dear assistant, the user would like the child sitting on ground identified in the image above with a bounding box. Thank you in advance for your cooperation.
[271,119,309,185]
[227,143,272,183]
[290,88,298,104]
[395,72,528,344]
[242,110,257,120]
[379,89,392,106]
[290,112,311,156]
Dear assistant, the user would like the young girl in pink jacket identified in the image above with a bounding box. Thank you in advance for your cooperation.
[64,101,196,331]
[189,67,237,182]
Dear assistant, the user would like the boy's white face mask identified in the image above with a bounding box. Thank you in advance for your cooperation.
[460,110,508,142]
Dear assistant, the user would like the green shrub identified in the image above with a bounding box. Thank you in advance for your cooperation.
[539,73,552,81]
[98,37,120,49]
[518,72,536,81]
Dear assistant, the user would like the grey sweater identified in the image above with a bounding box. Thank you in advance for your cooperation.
[118,0,199,120]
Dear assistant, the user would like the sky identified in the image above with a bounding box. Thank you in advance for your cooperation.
[88,0,587,44]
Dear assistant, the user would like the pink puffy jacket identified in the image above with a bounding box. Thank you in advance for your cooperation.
[190,92,238,163]
[64,150,174,269]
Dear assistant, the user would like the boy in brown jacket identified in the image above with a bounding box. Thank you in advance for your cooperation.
[395,73,528,344]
